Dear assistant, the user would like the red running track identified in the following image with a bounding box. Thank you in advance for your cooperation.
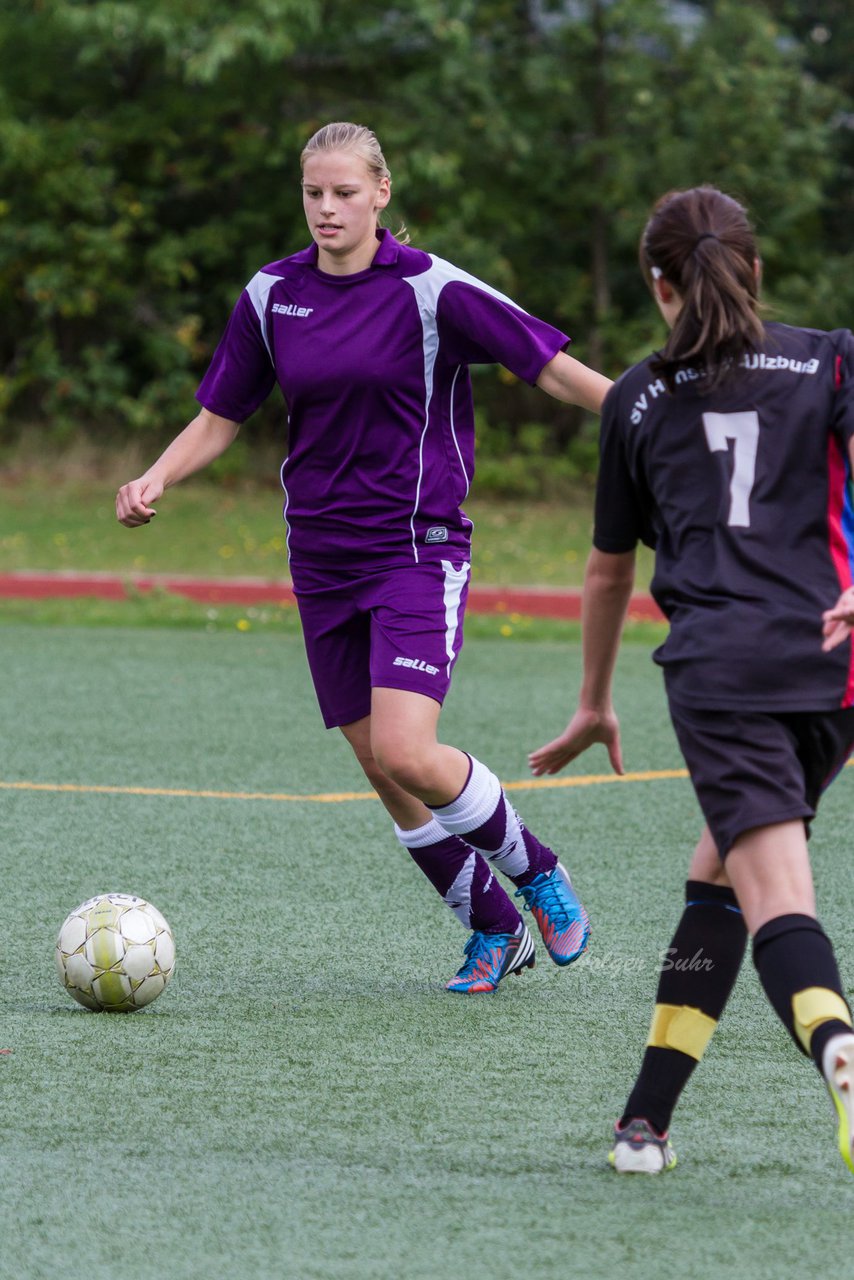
[0,570,665,622]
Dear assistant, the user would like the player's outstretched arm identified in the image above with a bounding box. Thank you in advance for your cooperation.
[529,547,635,776]
[536,352,613,415]
[116,408,241,527]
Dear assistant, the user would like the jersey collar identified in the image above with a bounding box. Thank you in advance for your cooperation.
[371,228,401,265]
[292,228,401,271]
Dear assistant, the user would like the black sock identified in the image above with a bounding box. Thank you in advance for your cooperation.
[752,913,852,1068]
[622,880,747,1135]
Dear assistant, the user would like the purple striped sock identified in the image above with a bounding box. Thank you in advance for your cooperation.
[431,755,557,884]
[395,821,521,934]
[465,795,557,887]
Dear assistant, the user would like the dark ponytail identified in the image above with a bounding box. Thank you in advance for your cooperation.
[640,187,764,390]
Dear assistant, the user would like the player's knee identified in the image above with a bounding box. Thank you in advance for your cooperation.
[349,729,419,791]
[371,739,426,794]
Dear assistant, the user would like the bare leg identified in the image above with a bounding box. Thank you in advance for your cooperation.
[687,824,730,887]
[368,686,470,804]
[338,703,523,942]
[365,687,588,969]
[723,819,816,934]
[369,685,556,881]
[338,713,429,828]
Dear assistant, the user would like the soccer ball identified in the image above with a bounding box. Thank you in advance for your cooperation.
[55,893,176,1012]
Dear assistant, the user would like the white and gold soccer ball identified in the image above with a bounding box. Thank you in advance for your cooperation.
[56,893,176,1012]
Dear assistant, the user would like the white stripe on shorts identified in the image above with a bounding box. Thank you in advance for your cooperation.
[441,559,470,678]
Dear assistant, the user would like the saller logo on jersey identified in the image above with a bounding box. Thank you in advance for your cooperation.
[393,656,440,676]
[425,526,448,543]
[272,303,314,317]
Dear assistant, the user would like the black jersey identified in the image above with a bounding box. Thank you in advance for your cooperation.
[594,322,854,711]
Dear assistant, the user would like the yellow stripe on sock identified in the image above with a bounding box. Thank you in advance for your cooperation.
[647,1003,718,1061]
[792,988,853,1054]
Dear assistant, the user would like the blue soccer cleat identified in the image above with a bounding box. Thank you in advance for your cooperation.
[515,861,590,966]
[445,923,535,994]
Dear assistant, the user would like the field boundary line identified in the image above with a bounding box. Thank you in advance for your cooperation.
[0,768,691,803]
[3,759,849,804]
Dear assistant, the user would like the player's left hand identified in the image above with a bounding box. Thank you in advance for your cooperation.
[822,586,854,652]
[529,706,624,777]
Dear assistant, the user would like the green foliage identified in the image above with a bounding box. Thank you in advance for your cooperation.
[473,411,600,498]
[0,0,320,436]
[0,0,850,467]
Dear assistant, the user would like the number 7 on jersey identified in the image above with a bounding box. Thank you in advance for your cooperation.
[702,410,760,528]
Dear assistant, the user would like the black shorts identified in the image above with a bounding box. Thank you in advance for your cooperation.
[668,702,854,858]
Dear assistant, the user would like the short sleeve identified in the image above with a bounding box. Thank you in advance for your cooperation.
[592,382,648,553]
[435,280,569,385]
[831,329,854,448]
[195,289,277,423]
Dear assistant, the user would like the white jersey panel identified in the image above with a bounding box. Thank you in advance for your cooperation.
[410,254,525,315]
[400,257,520,559]
[244,270,281,359]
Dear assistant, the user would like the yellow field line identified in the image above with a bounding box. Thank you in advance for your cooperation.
[0,769,689,803]
[1,759,849,804]
[0,780,377,803]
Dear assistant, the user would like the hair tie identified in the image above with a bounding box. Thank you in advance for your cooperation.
[694,231,719,247]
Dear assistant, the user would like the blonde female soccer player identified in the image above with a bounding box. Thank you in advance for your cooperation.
[118,122,612,993]
[532,185,854,1173]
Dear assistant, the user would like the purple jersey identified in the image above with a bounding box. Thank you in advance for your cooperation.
[196,230,569,568]
[594,323,854,711]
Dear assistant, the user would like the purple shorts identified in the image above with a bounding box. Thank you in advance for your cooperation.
[668,701,854,857]
[291,559,471,728]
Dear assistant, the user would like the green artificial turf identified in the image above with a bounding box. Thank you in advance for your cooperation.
[1,626,852,1279]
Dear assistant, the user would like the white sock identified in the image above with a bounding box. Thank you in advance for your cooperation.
[431,755,530,878]
[394,817,448,849]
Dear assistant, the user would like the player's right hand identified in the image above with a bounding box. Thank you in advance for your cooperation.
[116,476,163,527]
[529,705,624,777]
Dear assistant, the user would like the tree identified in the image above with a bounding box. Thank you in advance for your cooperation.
[0,0,848,467]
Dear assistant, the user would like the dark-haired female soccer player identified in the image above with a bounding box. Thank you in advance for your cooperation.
[117,122,611,993]
[531,185,854,1173]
